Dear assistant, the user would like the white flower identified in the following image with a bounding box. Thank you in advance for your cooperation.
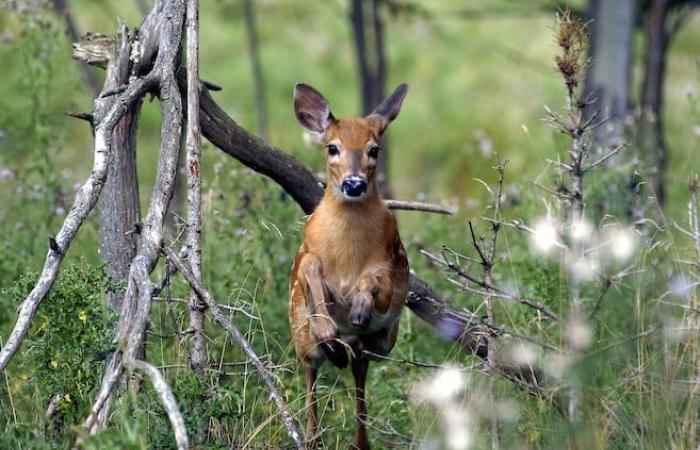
[532,218,559,253]
[570,218,593,243]
[442,405,471,450]
[414,367,472,450]
[668,276,694,300]
[663,318,689,342]
[566,318,593,351]
[683,83,695,98]
[544,353,572,380]
[505,342,540,367]
[301,130,322,147]
[567,254,599,282]
[604,226,636,260]
[415,366,464,404]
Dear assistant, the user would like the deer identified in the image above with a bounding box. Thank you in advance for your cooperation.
[289,82,410,450]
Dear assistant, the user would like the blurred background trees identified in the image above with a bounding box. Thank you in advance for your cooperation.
[3,0,698,210]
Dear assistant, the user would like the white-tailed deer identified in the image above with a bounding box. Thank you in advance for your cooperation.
[289,83,410,449]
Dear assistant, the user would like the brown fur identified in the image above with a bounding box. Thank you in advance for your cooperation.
[289,113,409,449]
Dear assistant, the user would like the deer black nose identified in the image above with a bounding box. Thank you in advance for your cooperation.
[341,177,367,198]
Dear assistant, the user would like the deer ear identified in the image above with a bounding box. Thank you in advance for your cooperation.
[293,83,335,134]
[367,83,408,133]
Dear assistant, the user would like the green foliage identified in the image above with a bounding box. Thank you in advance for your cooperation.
[133,372,240,450]
[0,263,116,448]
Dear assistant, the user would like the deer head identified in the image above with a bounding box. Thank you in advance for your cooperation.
[293,83,408,201]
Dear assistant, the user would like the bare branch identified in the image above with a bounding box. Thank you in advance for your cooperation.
[468,221,489,268]
[583,143,626,171]
[385,199,456,215]
[185,0,207,374]
[361,349,459,370]
[82,0,187,435]
[152,296,260,321]
[130,360,189,449]
[64,111,94,123]
[421,249,561,322]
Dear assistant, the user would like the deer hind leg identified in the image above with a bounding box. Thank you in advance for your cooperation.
[304,365,321,449]
[290,276,324,446]
[347,321,400,450]
[350,354,370,450]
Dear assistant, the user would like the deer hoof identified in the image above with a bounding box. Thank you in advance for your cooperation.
[350,291,373,329]
[350,311,371,328]
[312,316,339,343]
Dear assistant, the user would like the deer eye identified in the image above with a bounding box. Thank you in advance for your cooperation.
[368,146,380,159]
[327,144,339,156]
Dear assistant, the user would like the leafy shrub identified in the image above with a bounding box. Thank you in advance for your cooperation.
[0,263,117,446]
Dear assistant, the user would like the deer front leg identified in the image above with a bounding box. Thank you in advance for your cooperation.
[350,269,393,329]
[298,253,338,343]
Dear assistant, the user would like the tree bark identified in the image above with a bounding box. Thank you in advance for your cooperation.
[95,28,142,311]
[242,0,268,140]
[350,0,390,196]
[640,0,670,205]
[185,0,207,373]
[81,0,187,435]
[585,0,636,155]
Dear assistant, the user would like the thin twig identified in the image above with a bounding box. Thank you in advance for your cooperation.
[421,249,561,322]
[152,296,261,320]
[584,143,626,171]
[586,327,657,357]
[385,199,456,215]
[361,349,452,369]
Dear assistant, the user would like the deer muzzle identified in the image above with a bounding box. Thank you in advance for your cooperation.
[341,176,368,199]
